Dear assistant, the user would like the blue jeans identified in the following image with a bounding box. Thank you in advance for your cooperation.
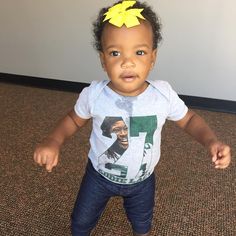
[71,160,156,236]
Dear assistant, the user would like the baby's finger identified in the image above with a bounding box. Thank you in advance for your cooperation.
[45,156,58,172]
[215,163,228,169]
[215,157,230,169]
[34,152,43,166]
[45,156,53,172]
[212,154,217,163]
[52,155,58,168]
[41,155,47,165]
[218,145,231,158]
[46,164,53,172]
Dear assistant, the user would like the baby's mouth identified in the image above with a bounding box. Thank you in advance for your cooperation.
[120,72,137,81]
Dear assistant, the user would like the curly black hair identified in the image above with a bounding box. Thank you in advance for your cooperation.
[92,0,162,52]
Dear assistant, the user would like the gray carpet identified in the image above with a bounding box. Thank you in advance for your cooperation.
[0,82,235,236]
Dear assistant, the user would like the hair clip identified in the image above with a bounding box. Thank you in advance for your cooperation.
[103,0,145,28]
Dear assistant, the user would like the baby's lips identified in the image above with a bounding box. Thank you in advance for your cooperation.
[120,71,137,78]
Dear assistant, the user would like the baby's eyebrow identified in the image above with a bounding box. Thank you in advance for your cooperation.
[104,45,119,50]
[104,44,151,51]
[134,44,150,49]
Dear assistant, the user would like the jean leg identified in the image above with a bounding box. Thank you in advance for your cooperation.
[71,163,111,236]
[123,174,156,235]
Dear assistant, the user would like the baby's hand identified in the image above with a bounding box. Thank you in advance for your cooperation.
[209,141,231,169]
[33,138,60,172]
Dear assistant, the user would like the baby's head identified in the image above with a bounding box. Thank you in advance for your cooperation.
[93,0,162,52]
[92,1,162,97]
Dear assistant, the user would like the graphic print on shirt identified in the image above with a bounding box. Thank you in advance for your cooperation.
[98,115,157,184]
[100,117,129,161]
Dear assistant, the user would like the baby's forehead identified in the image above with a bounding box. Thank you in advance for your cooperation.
[101,20,154,43]
[103,19,152,33]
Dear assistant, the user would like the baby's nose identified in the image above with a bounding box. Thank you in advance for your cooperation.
[121,57,135,69]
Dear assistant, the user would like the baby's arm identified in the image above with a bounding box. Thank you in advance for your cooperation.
[33,109,88,172]
[175,110,231,169]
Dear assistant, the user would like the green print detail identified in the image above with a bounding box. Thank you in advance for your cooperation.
[130,116,157,145]
[139,163,147,173]
[98,169,128,184]
[105,163,128,178]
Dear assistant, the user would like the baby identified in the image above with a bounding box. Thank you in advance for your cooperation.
[34,1,231,235]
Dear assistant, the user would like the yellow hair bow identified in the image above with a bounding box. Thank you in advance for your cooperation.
[103,0,145,28]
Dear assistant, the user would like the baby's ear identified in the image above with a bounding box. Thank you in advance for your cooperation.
[99,52,106,71]
[152,49,157,62]
[151,49,158,69]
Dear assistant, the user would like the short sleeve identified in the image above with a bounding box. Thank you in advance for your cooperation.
[167,84,188,121]
[74,87,91,119]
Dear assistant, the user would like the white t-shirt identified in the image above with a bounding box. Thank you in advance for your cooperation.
[74,80,188,185]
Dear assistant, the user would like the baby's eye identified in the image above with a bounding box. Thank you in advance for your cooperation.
[110,51,120,57]
[136,50,145,56]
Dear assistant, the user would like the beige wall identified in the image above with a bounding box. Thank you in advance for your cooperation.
[156,0,236,101]
[0,0,235,101]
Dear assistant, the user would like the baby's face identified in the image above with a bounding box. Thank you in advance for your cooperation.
[100,21,157,97]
